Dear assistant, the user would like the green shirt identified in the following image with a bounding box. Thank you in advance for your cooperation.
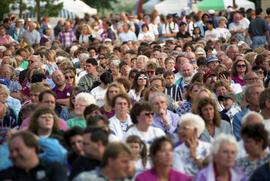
[19,60,29,70]
[67,117,86,128]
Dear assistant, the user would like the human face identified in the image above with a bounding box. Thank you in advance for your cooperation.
[151,79,164,92]
[152,141,173,167]
[244,72,260,84]
[110,63,119,75]
[165,59,175,71]
[201,104,215,123]
[178,121,197,143]
[37,113,54,131]
[82,133,100,159]
[207,61,219,71]
[216,86,227,97]
[108,86,120,100]
[181,65,193,77]
[254,69,264,81]
[70,135,84,156]
[235,61,246,74]
[242,136,263,157]
[52,70,65,86]
[213,142,237,169]
[137,110,154,126]
[136,60,145,70]
[165,75,174,86]
[137,74,147,87]
[40,93,56,109]
[65,73,75,86]
[75,99,88,117]
[85,63,96,74]
[189,85,201,101]
[152,96,167,114]
[109,153,132,179]
[115,97,129,115]
[0,67,12,80]
[247,87,264,107]
[223,98,234,110]
[9,136,37,169]
[128,142,141,158]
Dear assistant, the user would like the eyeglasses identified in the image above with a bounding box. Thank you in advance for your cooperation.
[144,112,154,117]
[236,64,246,68]
[65,76,74,79]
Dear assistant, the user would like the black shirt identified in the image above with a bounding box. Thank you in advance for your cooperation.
[0,161,68,181]
[69,156,100,180]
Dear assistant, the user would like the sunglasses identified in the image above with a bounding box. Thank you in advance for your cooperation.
[236,64,246,68]
[256,70,264,74]
[144,112,154,117]
[138,76,148,80]
[65,76,74,79]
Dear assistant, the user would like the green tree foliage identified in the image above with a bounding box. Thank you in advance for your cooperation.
[40,0,63,17]
[0,0,16,20]
[83,0,116,12]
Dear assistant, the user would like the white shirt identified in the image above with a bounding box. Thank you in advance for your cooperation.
[109,115,132,140]
[90,86,107,107]
[204,29,220,41]
[173,141,211,176]
[128,89,141,102]
[124,126,165,147]
[138,31,155,41]
[216,27,231,40]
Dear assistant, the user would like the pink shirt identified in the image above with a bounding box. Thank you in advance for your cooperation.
[135,168,191,181]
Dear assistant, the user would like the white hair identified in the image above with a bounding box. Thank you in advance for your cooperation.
[137,55,149,64]
[179,113,205,137]
[110,59,121,67]
[149,92,168,105]
[211,134,238,157]
[241,111,264,125]
[75,92,96,106]
[79,53,90,62]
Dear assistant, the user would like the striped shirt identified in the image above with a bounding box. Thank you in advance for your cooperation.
[165,84,183,102]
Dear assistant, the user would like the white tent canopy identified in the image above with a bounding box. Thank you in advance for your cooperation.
[59,0,97,18]
[154,0,190,16]
[225,0,255,10]
[143,0,161,14]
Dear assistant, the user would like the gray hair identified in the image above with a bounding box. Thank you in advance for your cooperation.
[149,92,168,105]
[241,111,264,125]
[75,92,96,106]
[211,134,238,157]
[137,55,149,64]
[79,53,90,62]
[179,113,205,137]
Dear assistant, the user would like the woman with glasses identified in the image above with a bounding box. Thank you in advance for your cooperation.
[64,69,76,87]
[125,102,165,147]
[128,71,148,103]
[231,58,251,87]
[109,93,132,140]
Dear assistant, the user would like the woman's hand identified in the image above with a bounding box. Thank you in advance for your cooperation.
[186,137,198,158]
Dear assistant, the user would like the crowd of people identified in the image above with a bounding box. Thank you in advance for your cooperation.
[0,4,270,181]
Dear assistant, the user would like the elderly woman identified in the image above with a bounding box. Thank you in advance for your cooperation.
[67,92,96,128]
[150,92,179,140]
[136,55,148,71]
[235,123,270,179]
[135,136,191,181]
[194,97,232,143]
[109,59,121,80]
[173,113,211,176]
[196,134,246,181]
[125,102,165,146]
[109,93,132,140]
